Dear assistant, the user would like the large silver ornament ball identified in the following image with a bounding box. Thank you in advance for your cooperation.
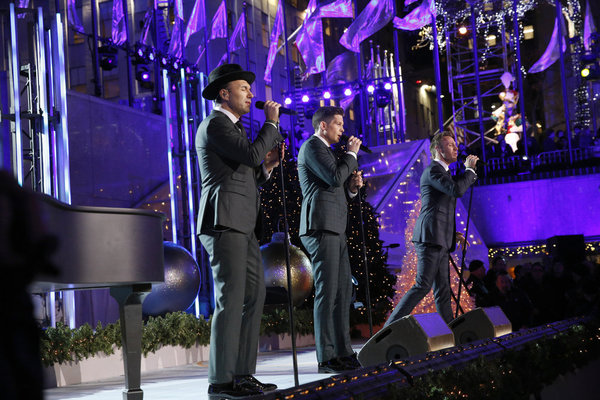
[142,241,200,317]
[261,232,313,305]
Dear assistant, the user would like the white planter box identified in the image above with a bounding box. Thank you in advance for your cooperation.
[259,333,315,352]
[45,344,209,387]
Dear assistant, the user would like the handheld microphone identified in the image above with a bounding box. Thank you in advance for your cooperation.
[255,101,297,115]
[460,155,487,167]
[341,134,372,154]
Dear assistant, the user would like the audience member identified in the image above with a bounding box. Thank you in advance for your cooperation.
[466,259,489,307]
[486,271,533,330]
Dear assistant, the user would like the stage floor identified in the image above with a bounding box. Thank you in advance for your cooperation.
[44,343,365,400]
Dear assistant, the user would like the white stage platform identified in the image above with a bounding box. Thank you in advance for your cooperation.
[44,343,365,400]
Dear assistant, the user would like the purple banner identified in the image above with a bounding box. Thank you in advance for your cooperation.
[185,0,207,46]
[210,0,227,41]
[529,15,566,74]
[393,0,434,31]
[264,0,284,84]
[67,0,84,33]
[228,10,247,52]
[111,0,127,45]
[584,0,597,51]
[339,0,394,53]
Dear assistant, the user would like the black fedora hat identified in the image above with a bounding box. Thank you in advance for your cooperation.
[202,63,255,100]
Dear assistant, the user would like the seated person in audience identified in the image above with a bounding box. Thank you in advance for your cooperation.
[521,262,548,325]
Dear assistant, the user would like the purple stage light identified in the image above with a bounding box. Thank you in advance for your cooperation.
[384,82,392,90]
[323,91,331,99]
[284,97,292,105]
[148,51,155,61]
[301,94,309,103]
[161,57,168,66]
[367,85,375,93]
[173,60,179,69]
[344,88,352,96]
[137,48,144,58]
[141,71,150,81]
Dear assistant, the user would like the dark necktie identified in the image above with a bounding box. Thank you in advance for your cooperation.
[235,120,246,137]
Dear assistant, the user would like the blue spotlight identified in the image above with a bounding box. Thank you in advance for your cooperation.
[284,97,292,105]
[384,82,392,90]
[323,90,331,99]
[367,84,375,94]
[301,94,309,103]
[344,87,353,96]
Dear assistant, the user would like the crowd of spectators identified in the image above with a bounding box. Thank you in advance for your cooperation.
[465,255,600,330]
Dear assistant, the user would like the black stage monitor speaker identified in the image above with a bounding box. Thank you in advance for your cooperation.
[448,306,512,345]
[546,234,585,267]
[357,313,455,367]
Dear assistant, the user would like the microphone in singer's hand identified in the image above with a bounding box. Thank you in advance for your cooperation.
[340,134,372,154]
[255,101,297,115]
[460,155,487,167]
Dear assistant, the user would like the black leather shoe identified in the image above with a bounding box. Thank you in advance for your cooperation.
[236,375,278,392]
[318,358,354,374]
[339,352,362,369]
[208,381,262,399]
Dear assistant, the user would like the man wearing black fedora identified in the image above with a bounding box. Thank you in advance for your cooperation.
[196,63,283,398]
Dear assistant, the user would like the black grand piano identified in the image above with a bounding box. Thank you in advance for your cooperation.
[29,194,165,400]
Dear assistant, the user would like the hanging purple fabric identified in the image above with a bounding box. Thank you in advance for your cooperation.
[339,0,394,53]
[139,9,153,45]
[296,0,353,78]
[185,0,207,46]
[393,0,434,31]
[529,15,566,74]
[167,0,184,57]
[112,0,127,45]
[66,0,84,33]
[228,10,247,52]
[210,0,228,41]
[17,0,29,19]
[584,0,597,51]
[195,43,206,66]
[264,0,284,84]
[325,51,358,86]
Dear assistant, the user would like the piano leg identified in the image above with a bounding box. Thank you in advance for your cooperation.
[110,284,152,400]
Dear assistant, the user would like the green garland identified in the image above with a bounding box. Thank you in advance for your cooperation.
[40,312,211,367]
[383,321,600,400]
[40,308,314,366]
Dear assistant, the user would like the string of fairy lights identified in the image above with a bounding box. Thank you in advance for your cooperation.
[489,242,600,259]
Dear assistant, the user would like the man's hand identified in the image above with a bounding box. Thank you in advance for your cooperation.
[456,231,469,250]
[262,100,281,123]
[348,170,364,194]
[346,135,362,154]
[264,142,285,171]
[464,154,479,169]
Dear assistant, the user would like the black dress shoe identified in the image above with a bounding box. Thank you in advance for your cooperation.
[339,352,362,369]
[236,375,278,392]
[208,381,262,399]
[318,358,354,374]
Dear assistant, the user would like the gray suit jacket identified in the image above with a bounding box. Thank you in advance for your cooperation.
[412,162,477,251]
[196,110,282,235]
[298,135,359,235]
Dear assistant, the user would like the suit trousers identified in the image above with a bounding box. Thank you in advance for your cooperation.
[301,231,353,363]
[385,242,453,326]
[200,230,265,384]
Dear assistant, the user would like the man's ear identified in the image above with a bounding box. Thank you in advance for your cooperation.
[219,88,229,101]
[319,120,327,132]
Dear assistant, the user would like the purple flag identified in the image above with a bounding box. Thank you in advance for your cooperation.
[393,0,434,31]
[210,0,228,41]
[216,52,228,68]
[168,0,184,57]
[67,0,84,33]
[264,0,284,84]
[228,10,247,52]
[185,0,206,46]
[529,15,567,74]
[296,0,353,78]
[195,43,206,66]
[584,0,597,51]
[339,0,394,53]
[140,9,153,45]
[112,0,127,45]
[168,18,184,58]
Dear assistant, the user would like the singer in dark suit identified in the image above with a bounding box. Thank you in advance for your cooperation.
[385,131,478,326]
[298,106,364,373]
[196,64,283,399]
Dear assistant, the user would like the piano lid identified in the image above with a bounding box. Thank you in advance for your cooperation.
[30,194,165,293]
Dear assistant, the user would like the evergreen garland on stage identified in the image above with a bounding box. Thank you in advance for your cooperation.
[258,146,396,329]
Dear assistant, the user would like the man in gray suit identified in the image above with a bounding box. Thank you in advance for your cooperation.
[385,131,478,326]
[298,106,363,373]
[196,64,283,399]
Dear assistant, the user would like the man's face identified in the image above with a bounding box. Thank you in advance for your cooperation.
[320,114,344,146]
[496,274,512,294]
[436,136,458,164]
[220,80,253,118]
